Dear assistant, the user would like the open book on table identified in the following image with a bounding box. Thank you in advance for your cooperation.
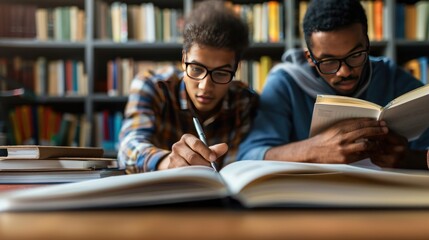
[309,84,429,140]
[2,160,429,211]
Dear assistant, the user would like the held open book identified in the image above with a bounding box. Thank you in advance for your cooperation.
[309,84,429,140]
[2,160,429,211]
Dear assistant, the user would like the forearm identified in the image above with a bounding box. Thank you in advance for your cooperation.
[118,137,170,173]
[118,119,169,172]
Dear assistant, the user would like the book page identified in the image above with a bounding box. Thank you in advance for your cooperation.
[220,161,341,194]
[220,161,429,208]
[380,86,429,140]
[0,166,227,211]
[315,95,382,109]
[387,84,429,107]
[309,103,381,137]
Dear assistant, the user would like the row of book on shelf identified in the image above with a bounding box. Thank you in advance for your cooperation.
[96,1,184,43]
[0,57,88,97]
[4,1,429,42]
[36,6,86,42]
[7,105,123,152]
[395,1,429,40]
[227,1,284,43]
[96,1,286,43]
[0,3,85,41]
[101,0,286,44]
[1,1,286,44]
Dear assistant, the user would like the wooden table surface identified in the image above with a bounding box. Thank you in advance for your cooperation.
[1,208,429,239]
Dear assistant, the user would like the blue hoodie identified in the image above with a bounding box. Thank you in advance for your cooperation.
[238,48,429,160]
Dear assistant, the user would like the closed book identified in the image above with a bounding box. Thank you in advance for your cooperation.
[0,145,104,159]
[0,169,124,184]
[0,157,116,171]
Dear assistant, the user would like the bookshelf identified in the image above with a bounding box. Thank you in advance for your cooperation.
[0,0,428,154]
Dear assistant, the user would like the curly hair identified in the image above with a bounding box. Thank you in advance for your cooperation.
[303,0,368,48]
[183,0,249,65]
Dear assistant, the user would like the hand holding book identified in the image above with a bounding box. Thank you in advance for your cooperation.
[309,84,429,140]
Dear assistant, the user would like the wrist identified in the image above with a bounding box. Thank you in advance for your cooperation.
[157,154,171,170]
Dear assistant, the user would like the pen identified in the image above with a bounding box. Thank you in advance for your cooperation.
[192,117,218,172]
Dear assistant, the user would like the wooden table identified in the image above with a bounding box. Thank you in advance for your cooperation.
[1,208,429,239]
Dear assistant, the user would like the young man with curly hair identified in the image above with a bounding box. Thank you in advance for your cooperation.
[118,0,258,173]
[238,0,429,169]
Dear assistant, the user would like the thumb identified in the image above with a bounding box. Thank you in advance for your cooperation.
[209,143,228,160]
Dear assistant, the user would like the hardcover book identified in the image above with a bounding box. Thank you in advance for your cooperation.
[0,157,116,171]
[0,145,104,159]
[0,169,124,184]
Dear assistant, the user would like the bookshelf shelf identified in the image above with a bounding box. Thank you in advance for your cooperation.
[92,94,128,102]
[93,41,183,49]
[35,96,87,103]
[0,0,426,151]
[0,40,85,49]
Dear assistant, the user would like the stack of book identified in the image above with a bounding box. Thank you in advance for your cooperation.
[0,145,124,183]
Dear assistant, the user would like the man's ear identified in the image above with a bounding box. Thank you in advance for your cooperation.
[304,49,315,66]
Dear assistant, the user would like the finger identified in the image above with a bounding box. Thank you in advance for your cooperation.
[342,122,388,143]
[182,134,217,162]
[339,119,387,134]
[383,131,408,145]
[171,134,210,166]
[208,143,229,161]
[338,140,377,163]
[342,138,379,153]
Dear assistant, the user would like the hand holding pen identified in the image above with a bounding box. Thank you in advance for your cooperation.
[193,117,219,172]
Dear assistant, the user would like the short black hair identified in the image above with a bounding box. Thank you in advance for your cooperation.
[303,0,368,48]
[183,0,249,64]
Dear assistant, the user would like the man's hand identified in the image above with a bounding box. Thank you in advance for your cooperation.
[306,118,388,164]
[158,134,228,170]
[370,130,409,168]
[265,118,388,164]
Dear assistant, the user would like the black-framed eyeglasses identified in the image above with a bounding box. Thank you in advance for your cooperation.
[309,49,369,74]
[184,62,235,84]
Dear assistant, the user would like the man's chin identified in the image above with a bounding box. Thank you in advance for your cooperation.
[334,81,358,96]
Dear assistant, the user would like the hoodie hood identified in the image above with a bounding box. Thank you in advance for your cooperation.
[269,48,371,99]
